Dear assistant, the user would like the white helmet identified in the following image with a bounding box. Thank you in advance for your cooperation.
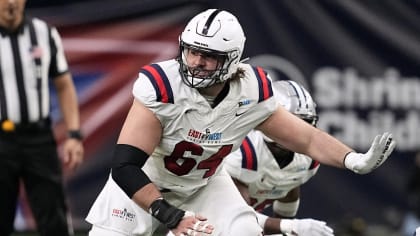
[273,80,318,126]
[262,80,318,144]
[178,9,246,88]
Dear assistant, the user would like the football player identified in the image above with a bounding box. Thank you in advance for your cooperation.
[86,8,396,236]
[225,80,333,236]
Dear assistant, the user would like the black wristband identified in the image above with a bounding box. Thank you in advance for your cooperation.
[149,198,185,229]
[68,130,83,140]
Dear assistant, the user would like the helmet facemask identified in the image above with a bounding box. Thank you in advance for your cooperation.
[297,114,319,127]
[178,42,238,88]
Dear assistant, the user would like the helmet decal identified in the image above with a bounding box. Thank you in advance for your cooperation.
[286,80,307,111]
[202,9,222,35]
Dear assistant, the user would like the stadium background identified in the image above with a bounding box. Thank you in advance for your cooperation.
[13,0,420,235]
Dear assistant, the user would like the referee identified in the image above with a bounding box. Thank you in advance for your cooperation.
[0,0,84,236]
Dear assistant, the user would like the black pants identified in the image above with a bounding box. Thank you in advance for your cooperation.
[0,127,70,236]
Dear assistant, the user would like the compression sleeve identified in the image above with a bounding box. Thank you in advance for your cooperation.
[111,144,151,198]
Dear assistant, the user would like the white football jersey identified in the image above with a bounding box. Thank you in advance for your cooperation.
[224,129,320,211]
[133,59,278,197]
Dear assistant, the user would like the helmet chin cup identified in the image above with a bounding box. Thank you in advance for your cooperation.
[178,9,246,88]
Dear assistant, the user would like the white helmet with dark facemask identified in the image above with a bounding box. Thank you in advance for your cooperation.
[178,9,246,88]
[274,80,318,126]
[263,80,318,143]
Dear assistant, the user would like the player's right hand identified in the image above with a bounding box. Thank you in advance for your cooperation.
[280,218,334,236]
[170,211,214,236]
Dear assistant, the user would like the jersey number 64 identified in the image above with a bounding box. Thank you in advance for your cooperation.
[164,141,233,178]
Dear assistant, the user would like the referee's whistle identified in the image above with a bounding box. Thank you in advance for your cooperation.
[1,119,15,132]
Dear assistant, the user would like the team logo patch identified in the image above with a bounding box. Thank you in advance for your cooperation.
[236,99,251,116]
[111,208,136,222]
[187,128,222,144]
[238,99,251,107]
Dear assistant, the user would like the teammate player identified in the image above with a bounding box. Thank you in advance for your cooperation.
[86,9,396,236]
[224,80,333,236]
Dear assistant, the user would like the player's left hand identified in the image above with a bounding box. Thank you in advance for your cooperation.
[344,132,396,174]
[170,211,214,236]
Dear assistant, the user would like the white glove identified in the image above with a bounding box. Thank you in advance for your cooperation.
[344,132,396,174]
[280,218,334,236]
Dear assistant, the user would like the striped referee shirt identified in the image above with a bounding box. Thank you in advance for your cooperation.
[0,16,69,124]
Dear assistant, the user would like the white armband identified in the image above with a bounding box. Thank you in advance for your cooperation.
[273,199,300,217]
[256,212,269,229]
